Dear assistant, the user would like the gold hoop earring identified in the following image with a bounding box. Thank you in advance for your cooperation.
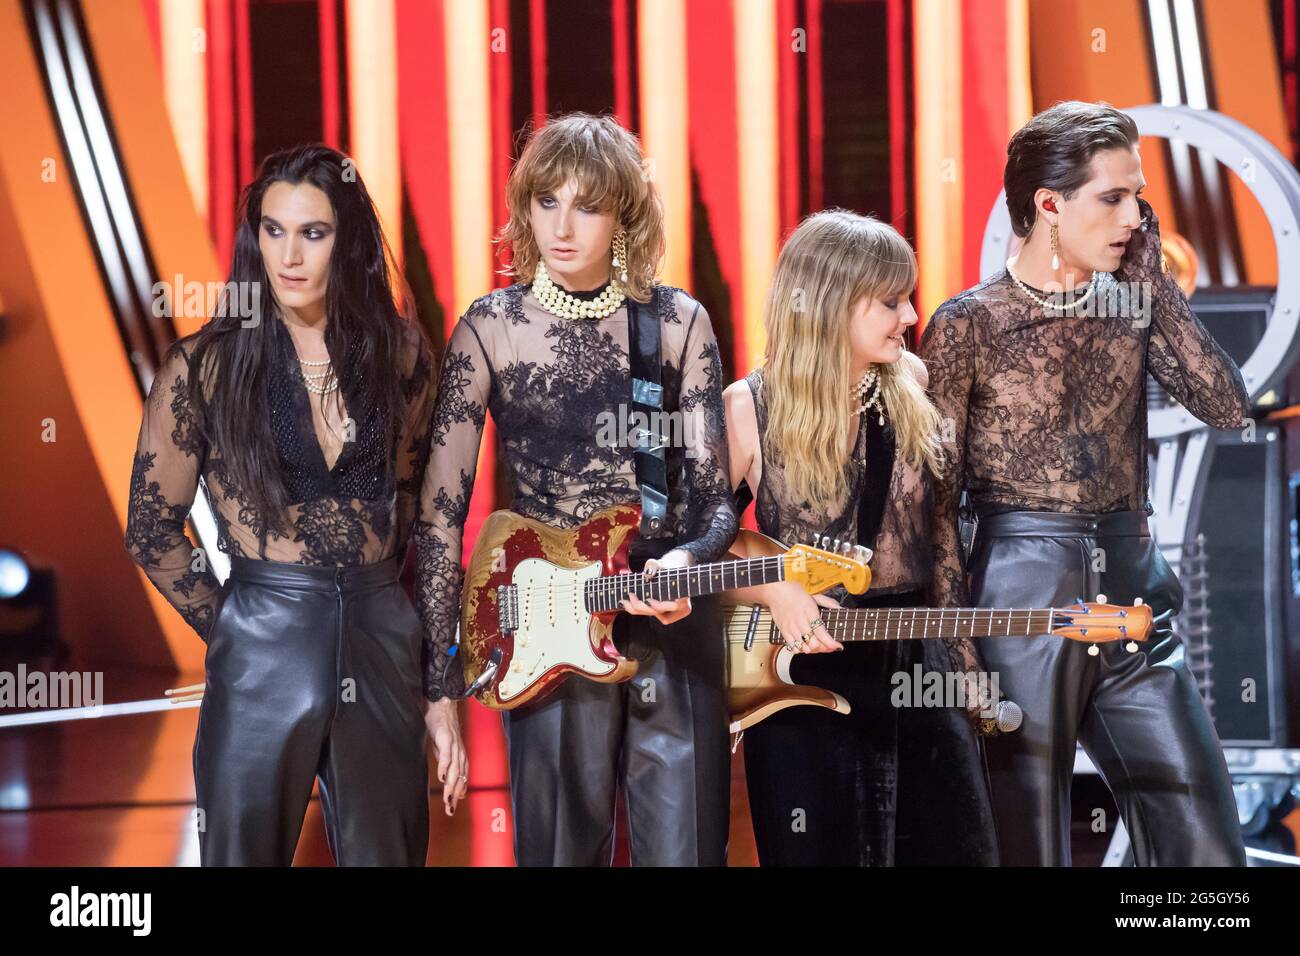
[611,228,630,286]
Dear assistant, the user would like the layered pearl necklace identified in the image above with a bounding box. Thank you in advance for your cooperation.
[1007,263,1098,314]
[297,355,338,395]
[531,260,626,320]
[852,368,885,425]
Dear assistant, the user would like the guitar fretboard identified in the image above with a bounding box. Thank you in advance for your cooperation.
[584,555,787,613]
[742,607,1059,642]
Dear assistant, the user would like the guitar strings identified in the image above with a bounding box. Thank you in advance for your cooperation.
[722,608,1065,642]
[503,555,792,599]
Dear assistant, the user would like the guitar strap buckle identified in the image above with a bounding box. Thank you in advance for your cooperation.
[628,296,672,539]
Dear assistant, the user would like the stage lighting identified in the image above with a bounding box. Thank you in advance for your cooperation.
[0,549,58,663]
[0,549,32,599]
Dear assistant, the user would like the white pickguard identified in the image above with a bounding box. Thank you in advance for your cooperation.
[773,647,796,685]
[497,557,615,702]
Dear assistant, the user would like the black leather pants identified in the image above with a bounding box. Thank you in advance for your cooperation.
[969,509,1246,866]
[194,555,429,866]
[500,595,730,866]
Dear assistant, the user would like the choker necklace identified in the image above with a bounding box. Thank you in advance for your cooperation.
[531,260,626,320]
[1007,263,1098,314]
[852,368,885,425]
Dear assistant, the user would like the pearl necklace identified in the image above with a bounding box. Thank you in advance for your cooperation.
[852,368,885,425]
[1007,264,1098,314]
[298,356,338,395]
[531,260,626,320]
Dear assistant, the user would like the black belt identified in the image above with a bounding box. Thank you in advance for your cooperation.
[975,509,1150,539]
[227,554,401,591]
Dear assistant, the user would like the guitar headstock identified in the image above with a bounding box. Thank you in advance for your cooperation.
[784,536,872,595]
[1051,601,1153,644]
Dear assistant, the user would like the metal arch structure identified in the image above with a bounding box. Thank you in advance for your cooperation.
[979,105,1300,560]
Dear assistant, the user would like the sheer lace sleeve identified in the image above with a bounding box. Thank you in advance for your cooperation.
[674,298,738,564]
[124,341,223,641]
[1143,277,1250,429]
[1120,198,1249,430]
[413,312,491,702]
[395,328,437,551]
[918,298,974,610]
[917,298,989,688]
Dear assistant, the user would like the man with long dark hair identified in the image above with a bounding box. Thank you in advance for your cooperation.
[125,144,465,865]
[920,101,1249,866]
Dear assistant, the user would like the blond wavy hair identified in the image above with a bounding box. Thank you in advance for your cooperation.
[498,112,664,303]
[762,209,944,512]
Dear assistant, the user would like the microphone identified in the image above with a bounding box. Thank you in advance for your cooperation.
[993,700,1023,733]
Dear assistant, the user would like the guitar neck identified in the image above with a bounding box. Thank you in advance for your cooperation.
[586,555,786,613]
[818,607,1057,641]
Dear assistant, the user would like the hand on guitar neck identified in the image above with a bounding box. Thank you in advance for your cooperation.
[746,580,844,654]
[725,528,848,654]
[619,548,695,625]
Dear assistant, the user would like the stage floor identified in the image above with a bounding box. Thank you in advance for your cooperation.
[0,664,760,866]
[0,664,1135,866]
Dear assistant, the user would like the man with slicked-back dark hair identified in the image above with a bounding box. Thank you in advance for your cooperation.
[919,101,1248,866]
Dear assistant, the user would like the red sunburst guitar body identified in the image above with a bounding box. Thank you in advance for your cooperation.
[459,505,871,710]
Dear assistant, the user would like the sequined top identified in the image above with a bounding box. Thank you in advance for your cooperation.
[124,317,436,639]
[918,266,1250,608]
[414,283,737,702]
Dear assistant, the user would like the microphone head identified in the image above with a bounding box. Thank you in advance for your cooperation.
[996,700,1024,733]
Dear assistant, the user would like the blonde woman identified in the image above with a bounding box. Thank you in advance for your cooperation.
[414,113,737,865]
[724,210,997,865]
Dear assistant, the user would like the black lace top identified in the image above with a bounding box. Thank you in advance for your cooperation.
[918,267,1250,607]
[734,367,993,677]
[125,318,436,639]
[738,367,931,597]
[414,283,738,702]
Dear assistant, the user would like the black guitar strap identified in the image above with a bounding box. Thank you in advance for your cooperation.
[627,295,672,540]
[854,414,895,550]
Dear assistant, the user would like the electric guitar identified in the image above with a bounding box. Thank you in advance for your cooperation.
[459,505,873,710]
[722,530,1154,732]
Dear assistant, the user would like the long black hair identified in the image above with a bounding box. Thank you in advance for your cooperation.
[186,143,417,538]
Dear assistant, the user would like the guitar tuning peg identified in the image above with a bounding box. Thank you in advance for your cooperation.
[1094,593,1107,604]
[853,545,870,563]
[842,541,853,556]
[1125,641,1139,653]
[1133,597,1144,606]
[1087,645,1100,656]
[812,533,822,548]
[832,538,841,553]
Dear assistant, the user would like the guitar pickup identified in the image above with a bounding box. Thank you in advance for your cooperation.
[744,604,761,652]
[497,584,518,633]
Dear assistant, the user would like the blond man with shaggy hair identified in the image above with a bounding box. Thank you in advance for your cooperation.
[414,113,737,865]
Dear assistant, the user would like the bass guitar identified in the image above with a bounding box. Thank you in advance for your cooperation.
[723,530,1153,731]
